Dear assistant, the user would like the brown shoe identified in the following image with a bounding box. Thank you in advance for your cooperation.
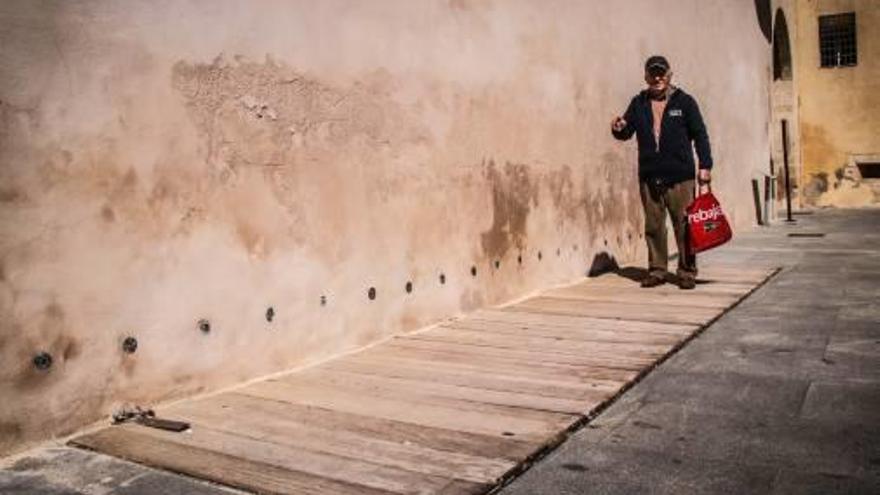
[640,274,666,288]
[678,276,696,290]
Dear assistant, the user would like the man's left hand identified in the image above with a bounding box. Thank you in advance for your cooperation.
[698,169,711,193]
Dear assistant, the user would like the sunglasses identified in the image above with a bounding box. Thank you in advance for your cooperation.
[647,66,669,78]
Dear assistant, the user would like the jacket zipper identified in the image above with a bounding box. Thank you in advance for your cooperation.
[655,93,672,153]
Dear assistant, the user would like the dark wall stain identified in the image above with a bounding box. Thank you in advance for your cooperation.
[0,422,23,449]
[44,301,64,320]
[544,152,641,237]
[801,122,845,204]
[57,334,81,361]
[449,0,494,12]
[100,205,115,222]
[803,172,829,202]
[14,361,50,390]
[13,302,80,391]
[0,187,25,203]
[546,164,578,225]
[801,123,839,172]
[480,160,538,260]
[120,352,137,378]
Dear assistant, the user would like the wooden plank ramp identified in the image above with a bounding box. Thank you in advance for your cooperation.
[70,265,776,495]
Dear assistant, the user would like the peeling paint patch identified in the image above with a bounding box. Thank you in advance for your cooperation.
[171,55,407,170]
[169,55,425,257]
[802,123,879,207]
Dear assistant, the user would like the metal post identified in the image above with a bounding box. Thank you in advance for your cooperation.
[752,178,763,225]
[782,119,795,223]
[769,157,777,222]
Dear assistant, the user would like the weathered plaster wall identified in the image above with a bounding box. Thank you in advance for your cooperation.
[0,0,770,455]
[796,0,880,206]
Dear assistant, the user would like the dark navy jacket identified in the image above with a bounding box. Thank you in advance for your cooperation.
[612,87,713,185]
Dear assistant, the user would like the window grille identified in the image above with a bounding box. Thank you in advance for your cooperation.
[819,13,857,68]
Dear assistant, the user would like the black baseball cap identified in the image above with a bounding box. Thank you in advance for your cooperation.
[645,55,670,73]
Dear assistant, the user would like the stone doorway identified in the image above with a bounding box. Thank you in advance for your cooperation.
[770,6,801,212]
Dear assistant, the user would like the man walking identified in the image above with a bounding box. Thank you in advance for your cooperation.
[611,55,713,290]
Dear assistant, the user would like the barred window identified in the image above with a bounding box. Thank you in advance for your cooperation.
[819,13,857,68]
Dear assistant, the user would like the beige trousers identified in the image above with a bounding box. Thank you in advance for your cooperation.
[639,179,697,279]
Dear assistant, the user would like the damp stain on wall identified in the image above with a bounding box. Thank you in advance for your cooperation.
[0,421,23,452]
[799,122,877,206]
[12,301,82,392]
[479,160,538,260]
[801,123,838,177]
[545,152,641,236]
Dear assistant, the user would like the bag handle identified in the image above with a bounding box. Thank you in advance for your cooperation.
[697,177,711,196]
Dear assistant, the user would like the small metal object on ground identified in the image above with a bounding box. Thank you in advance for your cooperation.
[112,406,190,433]
[138,417,191,433]
[787,233,826,238]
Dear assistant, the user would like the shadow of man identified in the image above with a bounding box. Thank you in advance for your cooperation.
[588,252,713,285]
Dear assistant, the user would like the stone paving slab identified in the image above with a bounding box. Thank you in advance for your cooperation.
[0,447,245,495]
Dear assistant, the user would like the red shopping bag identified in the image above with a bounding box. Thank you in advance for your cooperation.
[687,191,732,253]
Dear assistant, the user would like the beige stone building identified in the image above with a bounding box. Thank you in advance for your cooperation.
[769,0,879,209]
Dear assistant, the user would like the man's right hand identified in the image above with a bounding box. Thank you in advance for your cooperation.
[611,117,627,133]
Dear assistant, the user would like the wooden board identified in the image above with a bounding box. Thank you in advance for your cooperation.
[542,286,740,308]
[73,423,487,495]
[289,367,600,415]
[70,264,776,495]
[163,394,516,484]
[239,379,574,443]
[70,427,400,495]
[440,319,686,346]
[371,343,651,379]
[508,297,723,325]
[402,327,674,357]
[465,309,700,335]
[325,354,624,397]
[344,348,640,385]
